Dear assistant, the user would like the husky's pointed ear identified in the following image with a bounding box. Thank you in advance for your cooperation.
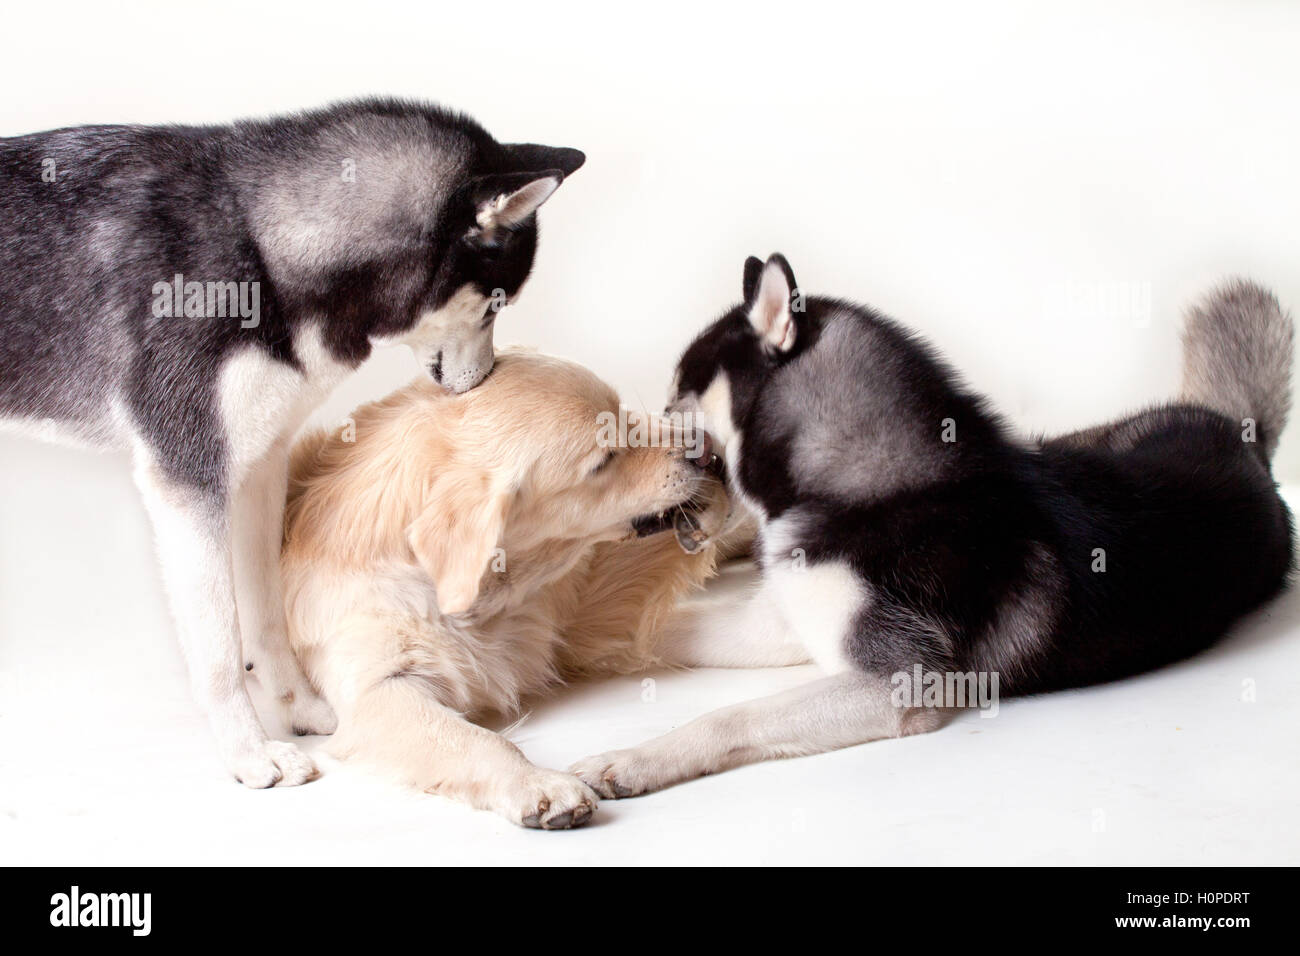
[467,171,563,239]
[747,253,799,352]
[742,256,764,303]
[407,477,511,616]
[501,143,586,177]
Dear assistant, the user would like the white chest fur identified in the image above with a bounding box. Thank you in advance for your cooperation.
[217,323,351,482]
[760,513,865,675]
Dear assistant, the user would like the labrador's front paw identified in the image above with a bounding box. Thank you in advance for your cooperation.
[497,769,599,830]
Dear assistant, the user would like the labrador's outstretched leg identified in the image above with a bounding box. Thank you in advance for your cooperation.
[656,588,811,668]
[335,673,598,829]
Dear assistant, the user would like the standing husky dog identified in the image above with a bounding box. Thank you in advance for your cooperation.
[0,100,583,787]
[572,254,1293,798]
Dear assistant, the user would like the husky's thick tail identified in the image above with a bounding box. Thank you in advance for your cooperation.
[1181,278,1294,462]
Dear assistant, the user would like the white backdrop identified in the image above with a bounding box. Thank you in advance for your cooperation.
[2,0,1298,865]
[2,0,1297,467]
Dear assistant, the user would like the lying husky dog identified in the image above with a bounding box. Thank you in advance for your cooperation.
[281,350,728,827]
[571,254,1294,798]
[0,100,584,787]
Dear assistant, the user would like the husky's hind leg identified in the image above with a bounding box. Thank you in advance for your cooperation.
[134,455,317,787]
[233,441,337,736]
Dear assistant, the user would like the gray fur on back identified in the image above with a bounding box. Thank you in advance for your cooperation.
[1181,278,1294,459]
[0,99,584,490]
[228,110,475,290]
[767,311,948,503]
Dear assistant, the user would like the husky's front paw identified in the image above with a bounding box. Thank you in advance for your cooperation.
[570,748,671,799]
[497,769,598,830]
[229,740,319,788]
[285,690,338,737]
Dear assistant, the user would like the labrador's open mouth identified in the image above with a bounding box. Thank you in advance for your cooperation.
[630,504,706,546]
[631,509,707,554]
[631,453,725,553]
[631,506,689,539]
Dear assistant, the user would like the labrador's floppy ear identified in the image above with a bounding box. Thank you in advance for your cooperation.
[407,472,511,616]
[747,253,799,353]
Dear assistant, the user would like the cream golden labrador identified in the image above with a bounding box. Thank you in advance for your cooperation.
[280,349,729,828]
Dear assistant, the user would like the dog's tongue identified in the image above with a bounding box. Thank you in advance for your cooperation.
[674,509,710,553]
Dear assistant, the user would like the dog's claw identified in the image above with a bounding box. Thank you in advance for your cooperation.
[508,771,598,829]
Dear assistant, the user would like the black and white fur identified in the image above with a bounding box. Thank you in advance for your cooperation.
[0,99,584,787]
[572,254,1294,797]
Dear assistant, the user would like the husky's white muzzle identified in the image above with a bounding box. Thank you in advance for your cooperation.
[379,284,498,393]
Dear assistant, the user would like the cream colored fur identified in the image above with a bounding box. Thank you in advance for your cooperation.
[280,349,726,828]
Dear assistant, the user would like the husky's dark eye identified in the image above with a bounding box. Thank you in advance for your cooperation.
[589,449,617,476]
